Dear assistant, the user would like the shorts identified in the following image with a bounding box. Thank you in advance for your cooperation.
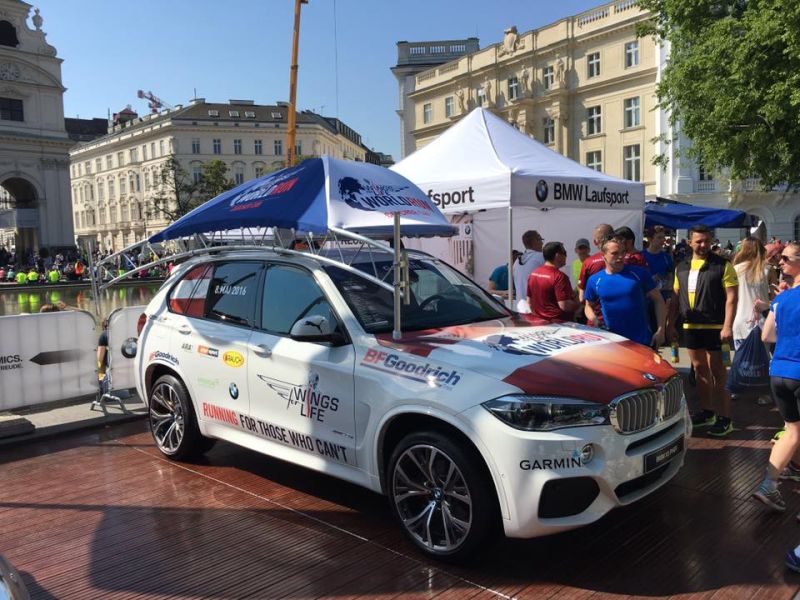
[684,328,722,351]
[772,376,800,423]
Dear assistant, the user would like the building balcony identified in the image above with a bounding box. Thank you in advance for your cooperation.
[694,180,717,193]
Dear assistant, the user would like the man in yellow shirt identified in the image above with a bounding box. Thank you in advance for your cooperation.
[668,224,738,436]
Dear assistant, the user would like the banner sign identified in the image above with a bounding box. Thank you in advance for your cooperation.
[0,311,98,411]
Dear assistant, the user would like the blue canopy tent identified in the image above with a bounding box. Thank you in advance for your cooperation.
[645,197,754,229]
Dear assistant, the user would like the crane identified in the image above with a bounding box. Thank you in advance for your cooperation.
[137,89,174,113]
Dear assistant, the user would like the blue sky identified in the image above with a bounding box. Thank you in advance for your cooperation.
[35,0,605,160]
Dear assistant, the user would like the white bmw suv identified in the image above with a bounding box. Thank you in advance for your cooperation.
[134,247,689,561]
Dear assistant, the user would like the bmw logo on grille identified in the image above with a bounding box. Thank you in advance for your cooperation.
[229,382,239,399]
[642,373,657,382]
[535,179,548,202]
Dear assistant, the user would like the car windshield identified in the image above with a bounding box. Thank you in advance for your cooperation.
[324,255,509,333]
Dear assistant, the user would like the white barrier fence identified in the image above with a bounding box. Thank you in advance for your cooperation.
[0,306,145,412]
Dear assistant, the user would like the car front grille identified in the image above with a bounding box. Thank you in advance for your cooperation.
[610,376,684,434]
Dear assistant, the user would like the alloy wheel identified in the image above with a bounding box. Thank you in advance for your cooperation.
[149,381,186,454]
[392,444,473,553]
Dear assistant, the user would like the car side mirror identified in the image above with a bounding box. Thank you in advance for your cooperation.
[289,315,347,346]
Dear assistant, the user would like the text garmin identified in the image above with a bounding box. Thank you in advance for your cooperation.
[553,183,630,206]
[0,354,22,371]
[427,186,475,209]
[257,374,340,422]
[361,349,461,388]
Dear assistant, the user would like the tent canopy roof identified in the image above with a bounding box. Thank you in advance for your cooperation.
[392,108,644,212]
[644,197,754,229]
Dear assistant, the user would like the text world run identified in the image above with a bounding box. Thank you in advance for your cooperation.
[554,183,630,206]
[427,187,475,209]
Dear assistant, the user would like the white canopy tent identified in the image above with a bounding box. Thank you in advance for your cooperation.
[392,108,645,301]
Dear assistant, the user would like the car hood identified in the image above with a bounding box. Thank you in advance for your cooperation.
[374,317,676,405]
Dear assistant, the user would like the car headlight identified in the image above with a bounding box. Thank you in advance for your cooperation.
[482,395,610,431]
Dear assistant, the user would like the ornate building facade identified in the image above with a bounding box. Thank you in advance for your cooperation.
[0,1,74,257]
[68,100,367,252]
[399,0,800,241]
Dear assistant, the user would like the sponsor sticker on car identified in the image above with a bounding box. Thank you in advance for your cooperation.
[223,351,244,368]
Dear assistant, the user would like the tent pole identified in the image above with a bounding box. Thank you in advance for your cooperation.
[393,212,402,340]
[507,206,514,310]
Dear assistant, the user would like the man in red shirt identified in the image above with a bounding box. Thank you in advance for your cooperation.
[614,226,649,268]
[528,242,578,322]
[578,223,614,302]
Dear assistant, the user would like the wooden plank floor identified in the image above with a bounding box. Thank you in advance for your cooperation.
[3,384,800,599]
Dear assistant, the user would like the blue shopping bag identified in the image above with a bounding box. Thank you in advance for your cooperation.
[727,326,770,392]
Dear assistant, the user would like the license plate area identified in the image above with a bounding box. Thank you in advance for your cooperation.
[644,435,684,473]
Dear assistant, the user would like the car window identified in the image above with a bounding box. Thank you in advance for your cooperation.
[168,264,212,317]
[261,265,336,335]
[204,262,260,327]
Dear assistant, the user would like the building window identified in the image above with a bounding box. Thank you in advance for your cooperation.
[255,165,265,178]
[625,41,639,68]
[477,87,486,107]
[159,140,165,156]
[192,164,202,185]
[108,180,115,198]
[117,152,125,167]
[105,155,112,169]
[274,139,283,155]
[543,66,554,90]
[623,97,640,128]
[150,142,155,158]
[245,111,256,118]
[587,106,602,135]
[445,96,454,118]
[586,151,602,172]
[98,181,105,200]
[698,165,713,181]
[623,144,641,181]
[234,139,242,154]
[543,117,555,145]
[119,176,126,195]
[423,103,432,124]
[0,97,23,121]
[130,148,138,163]
[508,76,519,101]
[229,110,240,118]
[254,139,263,155]
[95,158,102,172]
[142,144,148,161]
[794,215,800,242]
[587,52,601,78]
[234,164,245,185]
[191,138,201,154]
[213,139,222,155]
[295,142,302,157]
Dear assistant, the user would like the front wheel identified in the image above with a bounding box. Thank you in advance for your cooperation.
[149,374,214,460]
[387,430,497,562]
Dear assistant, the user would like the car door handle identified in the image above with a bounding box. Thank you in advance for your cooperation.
[249,344,272,358]
[178,325,192,335]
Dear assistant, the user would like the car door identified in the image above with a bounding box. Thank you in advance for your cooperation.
[169,260,261,432]
[246,262,357,467]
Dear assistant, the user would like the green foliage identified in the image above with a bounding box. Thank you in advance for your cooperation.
[637,0,800,189]
[151,157,236,223]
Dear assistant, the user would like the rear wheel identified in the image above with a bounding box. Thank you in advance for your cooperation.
[149,374,215,460]
[387,430,496,562]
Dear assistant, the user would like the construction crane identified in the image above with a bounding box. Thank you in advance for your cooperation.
[137,89,174,113]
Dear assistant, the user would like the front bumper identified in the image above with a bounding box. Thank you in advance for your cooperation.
[461,400,691,539]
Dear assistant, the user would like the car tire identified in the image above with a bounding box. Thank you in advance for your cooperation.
[387,430,497,562]
[148,374,214,460]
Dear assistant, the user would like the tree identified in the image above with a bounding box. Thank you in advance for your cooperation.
[199,159,235,199]
[638,0,800,189]
[150,155,198,223]
[150,157,235,223]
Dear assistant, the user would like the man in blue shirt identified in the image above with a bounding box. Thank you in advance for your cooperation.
[584,238,666,348]
[487,250,521,297]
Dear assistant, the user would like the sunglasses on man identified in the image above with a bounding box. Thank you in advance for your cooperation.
[779,254,800,262]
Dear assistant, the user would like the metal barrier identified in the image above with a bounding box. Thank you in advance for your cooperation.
[0,306,146,412]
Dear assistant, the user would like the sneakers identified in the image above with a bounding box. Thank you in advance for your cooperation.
[757,395,773,406]
[753,483,787,512]
[780,463,800,482]
[786,549,800,573]
[708,416,733,437]
[691,410,716,428]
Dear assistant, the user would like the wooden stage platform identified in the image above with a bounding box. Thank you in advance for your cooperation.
[3,388,800,599]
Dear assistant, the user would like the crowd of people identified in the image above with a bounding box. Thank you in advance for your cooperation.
[491,224,800,570]
[0,246,172,285]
